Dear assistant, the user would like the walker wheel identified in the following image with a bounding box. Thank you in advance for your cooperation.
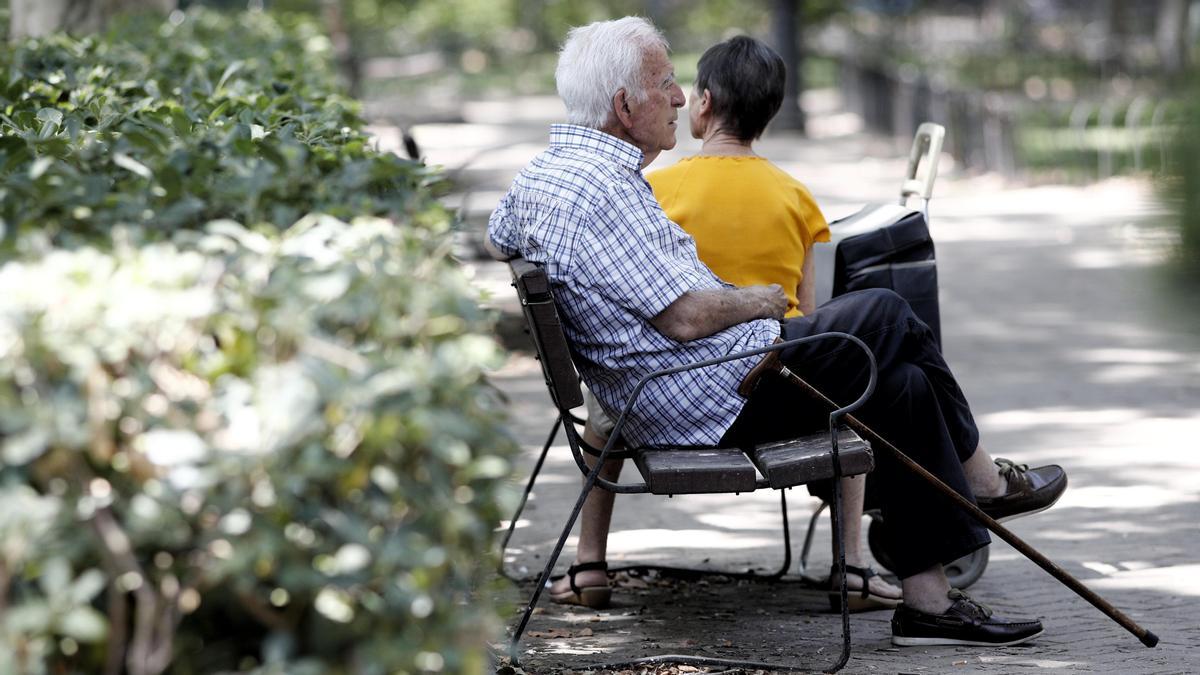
[866,510,989,589]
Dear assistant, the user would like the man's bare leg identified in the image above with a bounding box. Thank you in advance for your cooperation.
[900,563,954,614]
[837,474,900,598]
[962,443,1006,498]
[548,422,622,595]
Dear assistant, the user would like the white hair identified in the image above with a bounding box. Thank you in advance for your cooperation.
[555,17,669,129]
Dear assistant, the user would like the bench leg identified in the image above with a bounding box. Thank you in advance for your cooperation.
[498,417,561,579]
[508,430,614,664]
[827,429,853,673]
[799,500,829,576]
[774,489,793,578]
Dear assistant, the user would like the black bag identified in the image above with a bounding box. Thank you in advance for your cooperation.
[812,204,941,345]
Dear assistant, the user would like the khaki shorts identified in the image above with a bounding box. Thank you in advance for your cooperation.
[583,388,616,437]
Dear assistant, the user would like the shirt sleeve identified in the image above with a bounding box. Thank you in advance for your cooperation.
[487,191,521,258]
[798,184,830,245]
[575,181,712,320]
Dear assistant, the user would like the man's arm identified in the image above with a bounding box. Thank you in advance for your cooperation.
[650,284,787,343]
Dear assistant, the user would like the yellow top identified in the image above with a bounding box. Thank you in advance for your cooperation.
[648,155,830,318]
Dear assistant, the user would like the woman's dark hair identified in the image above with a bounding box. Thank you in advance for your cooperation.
[695,35,786,141]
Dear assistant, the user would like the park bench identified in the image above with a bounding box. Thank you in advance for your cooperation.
[502,256,881,673]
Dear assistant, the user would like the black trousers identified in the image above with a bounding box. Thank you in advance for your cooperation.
[721,288,990,578]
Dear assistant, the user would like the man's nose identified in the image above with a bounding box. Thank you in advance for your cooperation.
[671,84,685,107]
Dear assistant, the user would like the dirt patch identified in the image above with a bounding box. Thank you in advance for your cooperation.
[501,570,870,675]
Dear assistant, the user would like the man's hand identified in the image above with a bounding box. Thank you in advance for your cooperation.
[745,283,788,320]
[651,284,787,343]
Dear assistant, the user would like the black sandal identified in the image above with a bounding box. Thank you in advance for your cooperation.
[548,561,612,609]
[828,563,902,612]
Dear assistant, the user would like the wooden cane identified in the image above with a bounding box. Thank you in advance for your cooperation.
[778,365,1160,649]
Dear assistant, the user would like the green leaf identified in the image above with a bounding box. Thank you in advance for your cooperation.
[58,606,108,642]
[69,569,107,604]
[113,152,153,179]
[2,428,50,465]
[28,156,54,180]
[170,107,193,135]
[63,113,82,141]
[39,557,72,596]
[207,100,230,122]
[5,603,53,634]
[215,61,244,92]
[36,107,63,139]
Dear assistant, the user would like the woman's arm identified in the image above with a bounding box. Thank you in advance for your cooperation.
[796,249,816,316]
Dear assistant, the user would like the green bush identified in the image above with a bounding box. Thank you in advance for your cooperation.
[0,10,443,249]
[0,9,516,675]
[0,218,513,674]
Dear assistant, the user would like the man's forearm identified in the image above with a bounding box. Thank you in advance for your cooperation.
[651,285,786,342]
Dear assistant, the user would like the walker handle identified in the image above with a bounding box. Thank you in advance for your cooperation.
[900,122,945,210]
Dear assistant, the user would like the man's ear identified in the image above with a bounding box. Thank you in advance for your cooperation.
[612,88,635,128]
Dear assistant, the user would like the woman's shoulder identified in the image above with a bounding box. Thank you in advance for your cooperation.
[645,156,706,202]
[646,155,706,178]
[758,160,819,196]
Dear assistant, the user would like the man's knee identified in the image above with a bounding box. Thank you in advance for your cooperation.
[853,288,915,322]
[878,362,931,407]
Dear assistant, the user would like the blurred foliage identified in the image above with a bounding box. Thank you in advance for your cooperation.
[1161,68,1200,277]
[186,0,846,99]
[1,8,516,675]
[0,9,446,249]
[261,0,833,53]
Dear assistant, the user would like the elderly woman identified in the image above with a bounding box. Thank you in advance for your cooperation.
[645,35,900,611]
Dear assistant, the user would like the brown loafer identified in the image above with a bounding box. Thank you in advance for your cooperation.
[976,458,1067,522]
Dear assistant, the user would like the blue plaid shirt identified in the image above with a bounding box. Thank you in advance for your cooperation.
[489,124,780,447]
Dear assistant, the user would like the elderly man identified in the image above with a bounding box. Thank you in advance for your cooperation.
[487,17,1066,647]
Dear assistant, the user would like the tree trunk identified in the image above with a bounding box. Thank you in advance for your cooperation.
[1098,0,1131,76]
[10,0,176,41]
[771,0,806,134]
[1156,0,1192,74]
[320,0,362,98]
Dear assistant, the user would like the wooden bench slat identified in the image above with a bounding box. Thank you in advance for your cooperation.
[748,430,873,489]
[634,448,759,495]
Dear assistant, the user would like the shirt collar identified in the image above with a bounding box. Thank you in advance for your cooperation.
[549,123,644,172]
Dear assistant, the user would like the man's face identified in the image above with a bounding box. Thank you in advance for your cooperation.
[624,45,685,161]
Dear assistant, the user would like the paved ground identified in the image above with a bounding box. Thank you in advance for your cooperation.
[397,90,1200,674]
